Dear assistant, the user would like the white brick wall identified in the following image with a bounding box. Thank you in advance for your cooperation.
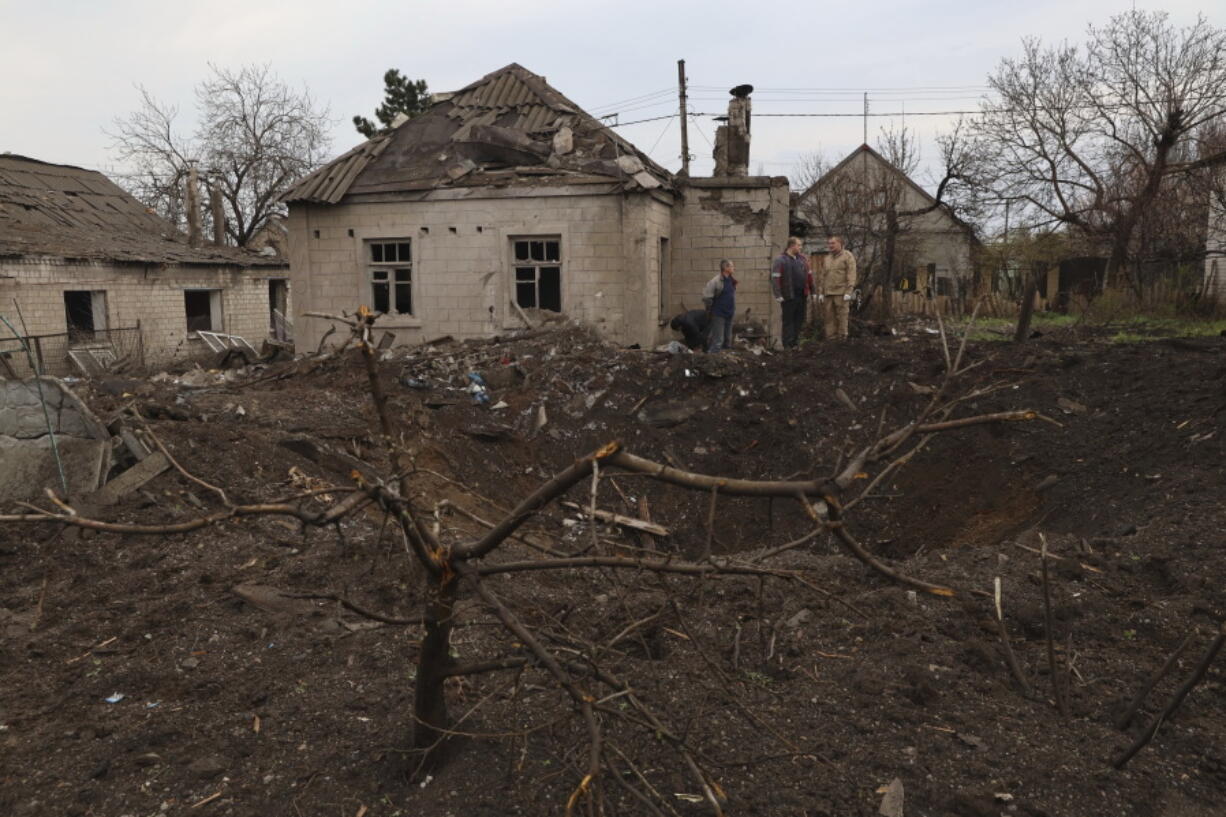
[288,181,790,352]
[291,192,656,350]
[0,257,287,370]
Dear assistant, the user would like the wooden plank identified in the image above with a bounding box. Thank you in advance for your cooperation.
[86,451,170,507]
[559,501,670,537]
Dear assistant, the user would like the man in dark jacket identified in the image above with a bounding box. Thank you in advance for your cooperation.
[770,236,813,348]
[669,309,710,350]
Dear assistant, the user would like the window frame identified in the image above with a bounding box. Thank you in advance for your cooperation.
[366,238,414,317]
[510,236,562,313]
[64,290,108,343]
[184,288,224,335]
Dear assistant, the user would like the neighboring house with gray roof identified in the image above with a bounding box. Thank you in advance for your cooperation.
[284,64,790,349]
[795,144,978,302]
[0,154,289,375]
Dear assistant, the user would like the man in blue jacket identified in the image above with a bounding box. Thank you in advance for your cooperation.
[770,236,813,348]
[702,259,737,353]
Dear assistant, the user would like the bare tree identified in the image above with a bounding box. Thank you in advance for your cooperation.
[109,64,332,247]
[973,10,1226,294]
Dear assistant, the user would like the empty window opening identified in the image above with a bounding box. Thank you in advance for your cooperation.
[368,239,413,315]
[185,289,224,333]
[313,230,320,239]
[449,226,457,234]
[513,238,561,312]
[347,228,355,237]
[64,290,107,342]
[269,279,290,340]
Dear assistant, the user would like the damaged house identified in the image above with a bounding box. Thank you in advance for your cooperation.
[284,64,789,349]
[0,155,289,376]
[795,144,977,308]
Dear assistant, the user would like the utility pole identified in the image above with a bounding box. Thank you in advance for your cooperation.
[677,59,690,176]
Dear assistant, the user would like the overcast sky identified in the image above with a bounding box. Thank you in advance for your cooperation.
[0,1,1218,191]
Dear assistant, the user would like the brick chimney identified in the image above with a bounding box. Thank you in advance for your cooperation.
[713,84,752,177]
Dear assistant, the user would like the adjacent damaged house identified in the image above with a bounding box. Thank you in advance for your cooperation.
[795,144,977,303]
[284,64,789,349]
[0,155,289,376]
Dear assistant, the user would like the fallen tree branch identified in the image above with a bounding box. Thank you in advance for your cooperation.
[1040,534,1069,717]
[280,591,422,626]
[130,407,230,506]
[457,443,622,560]
[1115,632,1195,731]
[458,563,603,815]
[1113,622,1226,769]
[994,577,1034,696]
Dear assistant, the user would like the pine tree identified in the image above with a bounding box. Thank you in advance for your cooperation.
[353,70,430,138]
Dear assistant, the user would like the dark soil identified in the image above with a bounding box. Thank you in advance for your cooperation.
[2,322,1225,817]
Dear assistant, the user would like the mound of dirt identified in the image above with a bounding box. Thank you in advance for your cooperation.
[1,323,1224,816]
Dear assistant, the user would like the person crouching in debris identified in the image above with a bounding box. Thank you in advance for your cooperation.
[702,259,737,353]
[817,235,857,340]
[771,236,813,348]
[669,309,710,351]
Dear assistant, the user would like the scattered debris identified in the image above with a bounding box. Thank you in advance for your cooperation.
[1056,397,1089,416]
[877,778,905,817]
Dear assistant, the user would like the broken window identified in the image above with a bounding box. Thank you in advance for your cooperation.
[368,239,413,315]
[64,290,107,342]
[185,289,224,333]
[512,238,561,312]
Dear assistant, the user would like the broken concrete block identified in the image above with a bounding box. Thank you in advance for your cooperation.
[616,155,645,175]
[1,377,113,504]
[552,127,574,155]
[631,170,661,189]
[0,437,111,504]
[446,159,477,180]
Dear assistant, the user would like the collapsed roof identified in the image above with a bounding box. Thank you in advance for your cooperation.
[285,64,674,205]
[0,155,283,267]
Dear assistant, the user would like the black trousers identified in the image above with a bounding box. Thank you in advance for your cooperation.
[780,298,806,348]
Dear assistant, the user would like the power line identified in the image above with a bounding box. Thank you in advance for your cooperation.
[687,113,714,148]
[693,110,981,118]
[690,84,992,93]
[606,113,679,128]
[646,115,675,157]
[589,88,675,114]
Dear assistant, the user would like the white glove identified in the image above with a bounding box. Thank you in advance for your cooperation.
[843,293,853,301]
[817,294,825,303]
[775,296,784,303]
